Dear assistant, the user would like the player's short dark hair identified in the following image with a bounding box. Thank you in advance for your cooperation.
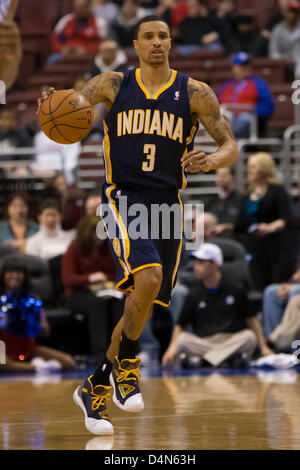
[133,15,170,40]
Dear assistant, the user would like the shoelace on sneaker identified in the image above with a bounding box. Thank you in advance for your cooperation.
[91,391,111,411]
[117,366,141,383]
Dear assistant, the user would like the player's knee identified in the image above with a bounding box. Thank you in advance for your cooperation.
[135,266,162,298]
[147,267,163,293]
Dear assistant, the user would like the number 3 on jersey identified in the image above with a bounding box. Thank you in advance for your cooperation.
[142,144,156,172]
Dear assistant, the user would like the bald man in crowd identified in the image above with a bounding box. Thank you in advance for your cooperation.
[88,39,129,78]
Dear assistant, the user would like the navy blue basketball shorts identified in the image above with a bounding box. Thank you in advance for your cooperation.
[101,183,183,307]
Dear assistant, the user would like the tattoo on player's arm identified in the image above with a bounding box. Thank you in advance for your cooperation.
[106,75,123,98]
[81,72,123,107]
[188,81,235,147]
[81,75,103,105]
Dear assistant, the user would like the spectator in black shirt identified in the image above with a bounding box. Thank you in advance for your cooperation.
[162,243,273,367]
[109,0,147,49]
[230,14,269,57]
[262,0,290,37]
[211,0,237,30]
[177,0,224,56]
[209,0,238,54]
[235,152,295,291]
[206,166,243,237]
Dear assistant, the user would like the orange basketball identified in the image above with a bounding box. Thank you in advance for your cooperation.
[38,89,95,144]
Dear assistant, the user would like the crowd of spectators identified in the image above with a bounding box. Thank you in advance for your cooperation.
[3,0,300,159]
[1,149,299,371]
[44,0,300,75]
[140,151,300,366]
[3,0,299,158]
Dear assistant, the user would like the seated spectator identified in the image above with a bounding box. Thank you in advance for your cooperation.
[85,192,102,215]
[192,212,218,242]
[32,128,81,185]
[235,152,295,291]
[162,243,273,367]
[203,212,218,240]
[263,265,300,338]
[109,0,148,49]
[62,215,123,362]
[0,108,33,164]
[42,173,84,230]
[25,199,75,260]
[230,14,269,57]
[88,40,128,78]
[49,0,107,65]
[91,0,120,25]
[177,0,224,56]
[0,257,75,372]
[208,0,238,54]
[211,0,237,30]
[267,294,300,352]
[169,0,188,30]
[205,167,243,237]
[178,228,251,291]
[269,1,300,77]
[155,0,177,26]
[263,0,290,36]
[218,52,275,138]
[0,193,39,252]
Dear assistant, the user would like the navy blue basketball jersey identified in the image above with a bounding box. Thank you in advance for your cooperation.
[102,68,198,192]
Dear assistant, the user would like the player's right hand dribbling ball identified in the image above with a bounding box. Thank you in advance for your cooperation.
[38,89,95,144]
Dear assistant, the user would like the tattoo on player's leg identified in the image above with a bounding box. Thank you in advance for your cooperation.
[124,298,144,338]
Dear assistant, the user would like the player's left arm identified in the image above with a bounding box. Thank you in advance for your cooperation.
[182,79,238,173]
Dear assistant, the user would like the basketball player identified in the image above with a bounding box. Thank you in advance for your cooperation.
[38,16,238,436]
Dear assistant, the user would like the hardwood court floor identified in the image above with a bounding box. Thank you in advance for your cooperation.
[0,371,300,450]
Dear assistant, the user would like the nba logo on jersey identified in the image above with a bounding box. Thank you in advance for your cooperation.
[116,190,122,198]
[174,91,180,101]
[113,238,121,257]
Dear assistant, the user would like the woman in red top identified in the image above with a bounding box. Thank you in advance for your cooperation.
[62,214,123,362]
